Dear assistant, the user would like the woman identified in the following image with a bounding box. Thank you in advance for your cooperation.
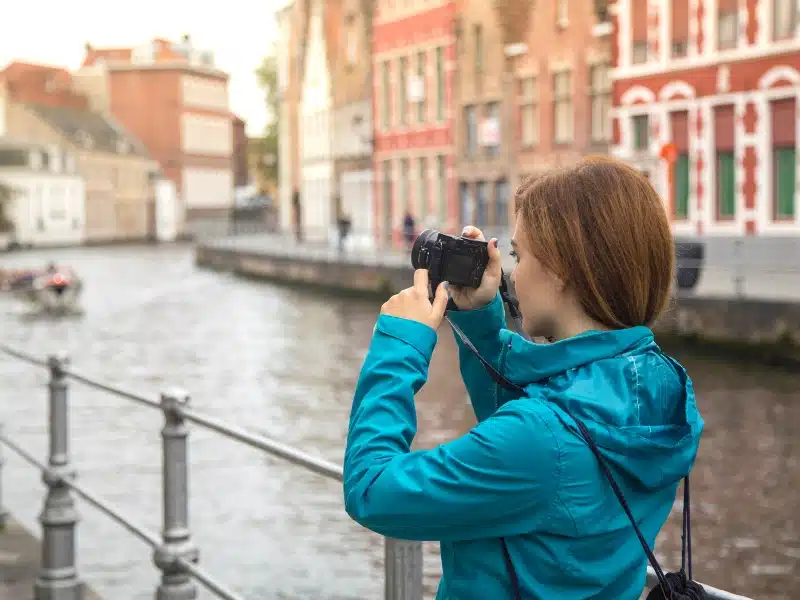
[343,156,704,599]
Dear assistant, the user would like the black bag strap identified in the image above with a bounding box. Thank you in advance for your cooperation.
[443,282,694,599]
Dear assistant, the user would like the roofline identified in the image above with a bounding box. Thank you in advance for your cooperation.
[100,62,229,80]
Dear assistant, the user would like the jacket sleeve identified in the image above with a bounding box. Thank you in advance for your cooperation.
[446,293,510,422]
[343,314,560,542]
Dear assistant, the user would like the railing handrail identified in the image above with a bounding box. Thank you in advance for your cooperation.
[0,343,752,600]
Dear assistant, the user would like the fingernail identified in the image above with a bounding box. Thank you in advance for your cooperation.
[462,227,469,234]
[491,238,498,248]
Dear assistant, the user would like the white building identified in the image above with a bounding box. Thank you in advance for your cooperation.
[276,1,296,235]
[300,0,335,242]
[0,139,85,248]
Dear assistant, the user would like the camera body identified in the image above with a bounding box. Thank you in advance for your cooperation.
[411,229,489,288]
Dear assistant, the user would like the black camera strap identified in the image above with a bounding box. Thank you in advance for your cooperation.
[442,283,697,600]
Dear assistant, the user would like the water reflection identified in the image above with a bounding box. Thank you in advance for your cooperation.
[0,244,796,599]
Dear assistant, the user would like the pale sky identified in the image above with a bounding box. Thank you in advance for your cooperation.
[0,0,284,136]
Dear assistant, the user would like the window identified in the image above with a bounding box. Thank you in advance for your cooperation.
[382,161,393,240]
[474,24,484,74]
[675,153,690,219]
[589,63,611,143]
[632,115,649,150]
[775,148,796,218]
[418,157,428,215]
[717,152,736,218]
[672,0,690,57]
[464,105,478,156]
[519,77,538,147]
[556,0,568,26]
[398,56,408,125]
[485,102,501,157]
[435,47,445,122]
[774,0,798,40]
[494,179,509,229]
[553,71,573,144]
[437,155,447,223]
[632,41,649,63]
[381,61,390,129]
[400,158,409,214]
[416,51,426,124]
[718,10,738,49]
[475,181,489,227]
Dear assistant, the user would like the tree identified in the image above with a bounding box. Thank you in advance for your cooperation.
[254,52,280,191]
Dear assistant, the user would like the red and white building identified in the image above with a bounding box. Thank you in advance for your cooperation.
[610,0,799,237]
[372,0,458,246]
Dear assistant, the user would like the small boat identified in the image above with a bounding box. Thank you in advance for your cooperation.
[2,265,84,315]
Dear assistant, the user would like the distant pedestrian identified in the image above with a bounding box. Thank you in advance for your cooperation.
[403,211,416,252]
[337,210,352,254]
[292,189,303,243]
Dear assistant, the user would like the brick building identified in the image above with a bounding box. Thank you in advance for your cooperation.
[78,36,234,236]
[512,0,614,186]
[231,114,249,188]
[373,0,458,245]
[454,0,533,242]
[610,0,799,236]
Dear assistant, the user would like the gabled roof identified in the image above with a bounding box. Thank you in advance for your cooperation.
[24,103,150,158]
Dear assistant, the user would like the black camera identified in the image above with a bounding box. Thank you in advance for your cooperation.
[411,229,489,289]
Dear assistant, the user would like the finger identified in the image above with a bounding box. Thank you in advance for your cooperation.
[413,269,429,295]
[461,226,486,242]
[431,281,449,317]
[487,238,502,272]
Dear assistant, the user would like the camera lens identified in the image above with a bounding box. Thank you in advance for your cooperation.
[411,229,439,270]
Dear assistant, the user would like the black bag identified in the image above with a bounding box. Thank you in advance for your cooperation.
[444,279,708,600]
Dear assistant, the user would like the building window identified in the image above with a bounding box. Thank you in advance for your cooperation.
[589,63,611,143]
[398,56,408,126]
[474,24,484,75]
[774,0,798,40]
[476,181,489,227]
[464,105,478,156]
[381,61,390,130]
[556,0,568,27]
[553,71,573,144]
[718,10,738,49]
[418,157,428,215]
[672,0,690,57]
[632,41,648,63]
[494,179,509,229]
[382,160,393,240]
[485,102,501,157]
[437,155,447,224]
[717,152,736,218]
[519,77,538,147]
[435,47,445,122]
[675,153,690,219]
[416,51,426,124]
[775,147,796,218]
[632,115,649,150]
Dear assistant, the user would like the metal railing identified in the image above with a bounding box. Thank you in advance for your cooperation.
[0,345,751,600]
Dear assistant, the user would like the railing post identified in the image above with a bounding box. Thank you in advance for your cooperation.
[153,388,198,600]
[384,538,423,600]
[0,424,8,530]
[35,352,81,600]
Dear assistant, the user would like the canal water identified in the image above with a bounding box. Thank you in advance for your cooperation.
[0,244,797,600]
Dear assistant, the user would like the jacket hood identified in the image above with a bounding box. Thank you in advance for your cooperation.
[504,327,704,490]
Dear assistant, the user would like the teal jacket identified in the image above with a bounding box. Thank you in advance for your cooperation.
[343,293,704,599]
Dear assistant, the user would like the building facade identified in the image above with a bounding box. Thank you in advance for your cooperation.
[0,63,157,243]
[0,138,85,248]
[231,115,249,189]
[300,0,339,241]
[513,0,614,185]
[373,0,458,245]
[454,0,533,242]
[610,0,799,237]
[79,37,234,237]
[332,0,375,249]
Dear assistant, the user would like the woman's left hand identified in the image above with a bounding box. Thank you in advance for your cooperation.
[381,269,449,330]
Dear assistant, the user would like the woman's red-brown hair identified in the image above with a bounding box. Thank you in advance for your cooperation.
[514,156,674,329]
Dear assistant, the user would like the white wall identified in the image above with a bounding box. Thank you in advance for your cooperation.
[340,169,374,248]
[301,162,333,238]
[333,101,372,159]
[0,172,85,246]
[181,76,229,111]
[182,167,233,209]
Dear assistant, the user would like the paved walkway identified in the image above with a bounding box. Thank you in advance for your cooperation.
[0,517,102,600]
[205,233,800,303]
